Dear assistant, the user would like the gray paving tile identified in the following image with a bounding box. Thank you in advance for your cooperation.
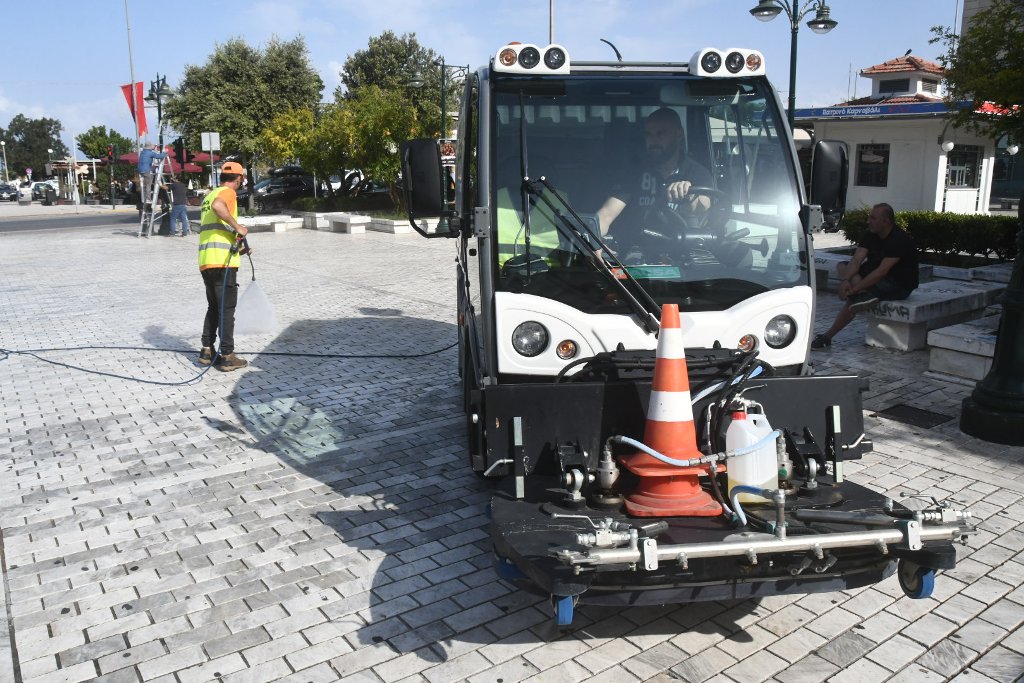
[3,224,1023,683]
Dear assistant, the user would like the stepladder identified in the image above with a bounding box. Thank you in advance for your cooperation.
[137,135,174,238]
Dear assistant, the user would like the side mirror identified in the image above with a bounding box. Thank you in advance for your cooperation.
[401,138,453,238]
[809,139,848,232]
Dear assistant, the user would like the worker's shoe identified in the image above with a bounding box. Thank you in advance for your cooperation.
[198,347,214,365]
[848,292,880,314]
[810,334,831,351]
[216,353,248,372]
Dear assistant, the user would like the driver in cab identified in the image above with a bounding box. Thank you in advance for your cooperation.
[596,107,713,249]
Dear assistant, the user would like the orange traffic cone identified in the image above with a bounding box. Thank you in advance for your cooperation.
[620,303,722,517]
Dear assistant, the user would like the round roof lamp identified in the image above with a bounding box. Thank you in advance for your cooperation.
[940,140,955,153]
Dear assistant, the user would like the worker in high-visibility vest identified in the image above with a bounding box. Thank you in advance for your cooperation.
[197,161,250,371]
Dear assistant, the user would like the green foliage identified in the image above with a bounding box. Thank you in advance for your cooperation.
[337,31,458,138]
[259,108,315,165]
[931,0,1024,162]
[840,208,1018,261]
[335,85,421,208]
[76,126,135,188]
[164,36,323,160]
[1,115,68,178]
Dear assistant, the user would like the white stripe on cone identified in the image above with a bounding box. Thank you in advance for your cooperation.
[646,390,694,423]
[657,328,686,359]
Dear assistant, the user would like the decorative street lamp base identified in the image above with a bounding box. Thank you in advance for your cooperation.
[960,396,1024,446]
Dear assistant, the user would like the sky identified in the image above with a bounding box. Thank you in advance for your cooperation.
[1,0,966,157]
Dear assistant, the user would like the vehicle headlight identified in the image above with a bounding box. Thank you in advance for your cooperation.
[764,315,797,349]
[512,321,548,357]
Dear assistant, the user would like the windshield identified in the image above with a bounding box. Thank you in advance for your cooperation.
[491,74,808,313]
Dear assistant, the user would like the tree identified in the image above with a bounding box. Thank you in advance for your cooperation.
[259,105,349,196]
[338,31,458,139]
[1,115,68,179]
[931,0,1024,154]
[164,36,324,160]
[334,85,422,206]
[76,125,135,190]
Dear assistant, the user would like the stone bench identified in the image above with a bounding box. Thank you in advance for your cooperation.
[864,279,1005,351]
[302,212,330,230]
[926,313,1000,383]
[238,215,290,233]
[325,213,370,234]
[270,217,303,232]
[368,217,414,234]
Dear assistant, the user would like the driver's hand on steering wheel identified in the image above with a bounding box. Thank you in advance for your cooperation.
[665,180,710,212]
[665,179,693,201]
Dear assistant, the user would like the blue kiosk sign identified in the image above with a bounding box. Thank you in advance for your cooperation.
[794,101,968,120]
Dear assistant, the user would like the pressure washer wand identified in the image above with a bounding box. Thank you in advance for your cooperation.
[230,235,256,281]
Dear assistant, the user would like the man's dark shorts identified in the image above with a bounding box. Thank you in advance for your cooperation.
[857,262,914,300]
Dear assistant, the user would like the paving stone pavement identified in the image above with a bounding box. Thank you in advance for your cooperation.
[0,221,1021,683]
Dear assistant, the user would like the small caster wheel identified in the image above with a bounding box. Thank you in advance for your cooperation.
[493,555,526,581]
[898,558,935,599]
[552,594,576,627]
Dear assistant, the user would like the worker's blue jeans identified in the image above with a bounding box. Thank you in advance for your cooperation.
[170,204,190,235]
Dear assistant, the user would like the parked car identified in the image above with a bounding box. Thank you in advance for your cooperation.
[32,182,54,201]
[0,183,19,201]
[237,175,322,212]
[329,169,364,195]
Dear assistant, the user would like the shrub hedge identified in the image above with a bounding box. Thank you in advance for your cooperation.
[840,208,1019,261]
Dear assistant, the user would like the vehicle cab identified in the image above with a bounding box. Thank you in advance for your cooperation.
[403,44,848,474]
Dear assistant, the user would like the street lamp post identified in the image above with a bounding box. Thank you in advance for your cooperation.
[749,0,838,128]
[145,73,173,147]
[409,59,469,231]
[1,141,8,183]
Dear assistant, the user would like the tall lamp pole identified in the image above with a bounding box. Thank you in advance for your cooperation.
[145,74,173,147]
[749,0,838,128]
[409,59,469,231]
[1,141,8,183]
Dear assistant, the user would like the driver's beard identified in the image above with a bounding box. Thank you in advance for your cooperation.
[646,146,675,167]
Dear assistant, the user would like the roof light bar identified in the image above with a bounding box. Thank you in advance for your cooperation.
[690,48,766,77]
[493,43,570,75]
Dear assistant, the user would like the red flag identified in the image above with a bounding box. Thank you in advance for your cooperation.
[120,82,148,136]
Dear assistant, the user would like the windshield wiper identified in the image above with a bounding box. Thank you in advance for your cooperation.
[523,176,662,334]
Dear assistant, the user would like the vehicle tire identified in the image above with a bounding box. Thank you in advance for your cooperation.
[897,558,935,599]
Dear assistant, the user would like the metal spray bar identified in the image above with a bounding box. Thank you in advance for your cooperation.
[553,521,967,569]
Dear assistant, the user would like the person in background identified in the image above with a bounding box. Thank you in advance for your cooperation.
[811,202,919,350]
[137,142,166,204]
[197,161,250,371]
[162,175,190,236]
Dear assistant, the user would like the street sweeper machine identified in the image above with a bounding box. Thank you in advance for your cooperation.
[401,43,973,626]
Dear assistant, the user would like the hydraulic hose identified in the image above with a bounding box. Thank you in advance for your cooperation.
[609,429,782,468]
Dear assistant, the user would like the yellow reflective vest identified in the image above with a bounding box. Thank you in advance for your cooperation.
[496,187,562,268]
[199,186,240,270]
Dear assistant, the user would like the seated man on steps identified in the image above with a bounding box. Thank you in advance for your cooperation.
[811,202,919,351]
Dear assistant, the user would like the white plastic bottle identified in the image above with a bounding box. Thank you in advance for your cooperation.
[726,410,778,503]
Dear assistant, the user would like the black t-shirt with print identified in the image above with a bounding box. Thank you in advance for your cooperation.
[859,227,919,290]
[610,158,714,241]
